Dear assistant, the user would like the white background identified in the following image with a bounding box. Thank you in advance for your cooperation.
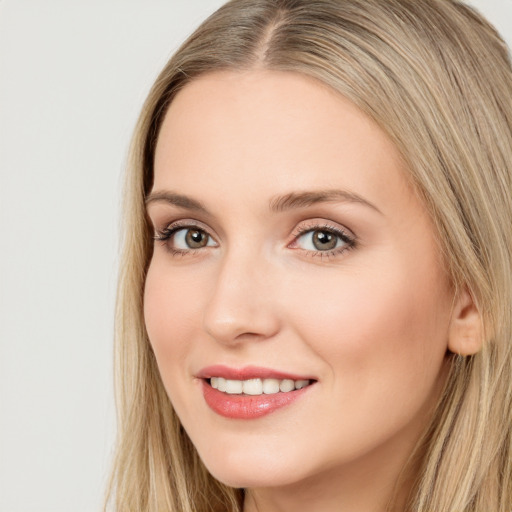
[0,1,510,511]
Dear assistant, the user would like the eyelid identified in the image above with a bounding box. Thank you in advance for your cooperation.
[154,218,216,237]
[153,219,219,254]
[290,219,355,240]
[288,220,357,257]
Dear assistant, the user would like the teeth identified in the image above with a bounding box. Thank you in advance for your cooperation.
[295,379,309,389]
[279,379,295,392]
[243,378,263,395]
[225,379,243,394]
[210,377,311,395]
[262,378,280,394]
[217,377,227,392]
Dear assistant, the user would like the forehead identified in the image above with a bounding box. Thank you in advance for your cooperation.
[153,70,415,216]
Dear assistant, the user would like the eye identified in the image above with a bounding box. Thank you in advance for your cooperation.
[173,227,214,249]
[290,224,356,256]
[299,230,341,251]
[154,223,217,254]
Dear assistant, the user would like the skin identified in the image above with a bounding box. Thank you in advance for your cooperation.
[144,70,460,512]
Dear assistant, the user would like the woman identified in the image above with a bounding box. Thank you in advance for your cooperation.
[107,1,512,511]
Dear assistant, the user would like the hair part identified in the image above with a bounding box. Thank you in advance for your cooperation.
[107,1,512,510]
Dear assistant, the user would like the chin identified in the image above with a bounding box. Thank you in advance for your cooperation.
[199,446,306,489]
[207,466,298,490]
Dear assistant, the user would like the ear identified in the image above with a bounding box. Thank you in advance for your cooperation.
[448,288,483,356]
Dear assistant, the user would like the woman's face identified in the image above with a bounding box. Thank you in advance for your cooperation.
[144,70,454,492]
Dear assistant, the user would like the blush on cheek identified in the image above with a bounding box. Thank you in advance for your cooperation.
[144,264,207,383]
[145,263,185,330]
[290,265,448,385]
[144,271,177,358]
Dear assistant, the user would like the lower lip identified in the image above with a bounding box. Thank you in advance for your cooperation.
[202,380,312,419]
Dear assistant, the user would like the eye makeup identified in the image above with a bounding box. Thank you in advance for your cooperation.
[152,217,357,261]
[288,220,357,260]
[153,219,218,256]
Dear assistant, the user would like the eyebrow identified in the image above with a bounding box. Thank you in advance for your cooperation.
[145,191,210,215]
[145,188,382,215]
[269,189,382,214]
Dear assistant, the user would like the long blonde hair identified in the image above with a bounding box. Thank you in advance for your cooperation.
[106,1,512,510]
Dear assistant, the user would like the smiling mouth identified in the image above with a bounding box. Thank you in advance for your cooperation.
[207,377,313,395]
[202,377,315,419]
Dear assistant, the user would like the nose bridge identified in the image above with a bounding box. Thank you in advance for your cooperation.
[202,243,280,345]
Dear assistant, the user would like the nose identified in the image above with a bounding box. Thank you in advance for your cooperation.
[202,250,281,346]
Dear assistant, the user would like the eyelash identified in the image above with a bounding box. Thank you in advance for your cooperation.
[153,221,357,259]
[290,223,357,259]
[153,221,213,257]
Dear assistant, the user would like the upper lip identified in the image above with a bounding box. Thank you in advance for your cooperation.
[196,364,316,381]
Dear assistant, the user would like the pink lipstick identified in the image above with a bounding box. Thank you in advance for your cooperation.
[198,365,315,419]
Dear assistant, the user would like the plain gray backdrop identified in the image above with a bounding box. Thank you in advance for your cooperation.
[1,1,510,511]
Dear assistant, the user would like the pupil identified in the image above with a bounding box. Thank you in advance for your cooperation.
[313,230,336,250]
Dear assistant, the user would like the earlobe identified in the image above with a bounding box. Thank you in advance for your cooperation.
[447,288,483,356]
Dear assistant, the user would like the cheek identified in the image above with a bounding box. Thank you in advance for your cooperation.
[283,258,452,398]
[277,265,452,463]
[143,261,201,372]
